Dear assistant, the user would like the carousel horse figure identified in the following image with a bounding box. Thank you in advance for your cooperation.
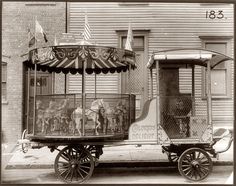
[43,100,57,134]
[113,100,128,132]
[86,99,105,135]
[55,99,70,134]
[98,101,116,134]
[71,99,107,136]
[35,100,45,133]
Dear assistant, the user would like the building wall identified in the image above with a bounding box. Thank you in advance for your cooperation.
[68,2,234,127]
[2,2,234,143]
[2,2,66,143]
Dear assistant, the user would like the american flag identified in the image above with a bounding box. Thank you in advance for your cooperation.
[83,13,91,41]
[125,22,133,51]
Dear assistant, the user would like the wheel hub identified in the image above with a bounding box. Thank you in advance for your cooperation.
[191,160,200,168]
[70,159,78,168]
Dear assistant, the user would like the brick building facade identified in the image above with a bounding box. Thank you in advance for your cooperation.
[2,2,66,142]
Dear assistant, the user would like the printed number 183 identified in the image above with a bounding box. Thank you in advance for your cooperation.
[206,10,224,19]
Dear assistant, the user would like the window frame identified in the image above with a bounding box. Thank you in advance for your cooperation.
[116,29,150,94]
[200,36,233,99]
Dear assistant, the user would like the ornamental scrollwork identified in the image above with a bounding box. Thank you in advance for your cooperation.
[35,47,55,62]
[53,47,66,60]
[89,47,110,61]
[66,48,79,60]
[109,48,125,63]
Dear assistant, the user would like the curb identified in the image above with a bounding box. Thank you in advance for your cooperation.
[6,160,233,170]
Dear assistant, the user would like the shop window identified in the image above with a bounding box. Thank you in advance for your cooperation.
[2,62,7,100]
[200,36,233,98]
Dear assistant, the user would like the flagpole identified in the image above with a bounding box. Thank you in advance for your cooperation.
[33,16,37,136]
[26,26,31,134]
[35,16,37,49]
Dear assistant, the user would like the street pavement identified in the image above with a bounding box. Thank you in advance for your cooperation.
[2,135,234,170]
[1,166,233,184]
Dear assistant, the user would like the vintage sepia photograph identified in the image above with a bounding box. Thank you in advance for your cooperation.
[1,0,234,184]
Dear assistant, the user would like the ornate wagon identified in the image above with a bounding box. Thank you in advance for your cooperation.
[20,45,233,183]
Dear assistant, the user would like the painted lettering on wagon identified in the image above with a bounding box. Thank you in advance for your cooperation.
[131,124,156,140]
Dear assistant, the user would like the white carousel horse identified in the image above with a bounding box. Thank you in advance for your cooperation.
[71,99,106,136]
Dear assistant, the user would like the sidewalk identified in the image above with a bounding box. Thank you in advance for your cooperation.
[3,137,233,170]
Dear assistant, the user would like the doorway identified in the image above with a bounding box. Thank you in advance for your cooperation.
[120,36,148,117]
[23,70,53,131]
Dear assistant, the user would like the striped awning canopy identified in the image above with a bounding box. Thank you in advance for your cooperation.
[147,48,233,69]
[24,45,136,74]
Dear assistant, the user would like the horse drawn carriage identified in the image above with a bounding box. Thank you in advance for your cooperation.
[20,44,233,183]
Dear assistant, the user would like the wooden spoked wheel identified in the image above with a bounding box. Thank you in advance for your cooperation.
[54,146,94,183]
[21,129,28,153]
[178,147,213,181]
[168,152,179,163]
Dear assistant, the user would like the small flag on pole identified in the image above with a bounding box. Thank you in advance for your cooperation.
[125,22,133,51]
[35,19,48,43]
[28,28,36,48]
[83,12,91,41]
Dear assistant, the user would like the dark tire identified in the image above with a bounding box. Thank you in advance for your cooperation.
[178,147,213,181]
[54,146,94,183]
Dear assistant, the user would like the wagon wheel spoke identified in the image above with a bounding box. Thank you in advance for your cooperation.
[77,169,85,180]
[60,152,70,162]
[69,168,74,182]
[182,166,191,172]
[79,167,90,175]
[54,146,94,184]
[59,168,70,176]
[178,148,213,182]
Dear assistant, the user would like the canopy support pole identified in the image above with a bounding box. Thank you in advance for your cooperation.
[95,73,97,99]
[33,64,37,135]
[156,61,160,126]
[191,66,195,116]
[64,74,67,95]
[128,64,131,126]
[82,59,86,136]
[150,68,153,99]
[26,68,30,134]
[206,60,212,132]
